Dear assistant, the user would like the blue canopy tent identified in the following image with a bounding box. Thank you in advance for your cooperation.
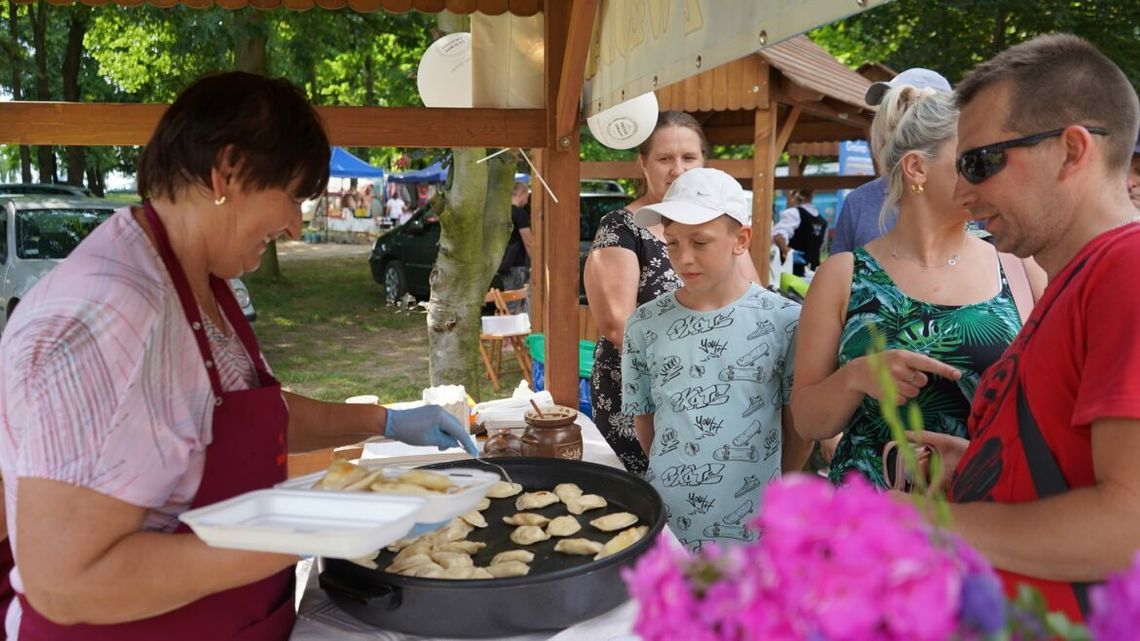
[329,147,385,178]
[388,160,529,185]
[387,161,447,184]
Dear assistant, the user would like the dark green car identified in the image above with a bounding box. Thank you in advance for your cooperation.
[369,192,633,302]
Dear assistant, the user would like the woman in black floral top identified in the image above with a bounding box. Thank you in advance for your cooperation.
[584,112,760,473]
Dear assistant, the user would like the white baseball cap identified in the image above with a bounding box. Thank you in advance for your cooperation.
[633,168,751,228]
[865,67,951,106]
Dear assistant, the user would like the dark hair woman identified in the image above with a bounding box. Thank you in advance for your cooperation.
[0,71,474,641]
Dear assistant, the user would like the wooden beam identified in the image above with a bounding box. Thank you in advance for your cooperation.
[553,0,597,141]
[771,84,873,129]
[752,98,777,287]
[775,175,876,190]
[787,121,865,143]
[0,102,548,148]
[581,160,874,190]
[786,141,839,157]
[529,148,545,334]
[542,0,579,407]
[774,105,801,157]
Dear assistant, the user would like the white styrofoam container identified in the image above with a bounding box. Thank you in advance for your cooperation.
[480,313,530,335]
[179,489,426,559]
[276,464,501,524]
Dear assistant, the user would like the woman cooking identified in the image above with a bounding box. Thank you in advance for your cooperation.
[0,72,475,640]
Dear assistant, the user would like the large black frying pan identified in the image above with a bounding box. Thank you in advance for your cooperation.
[319,457,665,638]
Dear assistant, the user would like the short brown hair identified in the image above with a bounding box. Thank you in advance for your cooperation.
[638,111,710,160]
[956,34,1140,172]
[138,72,330,202]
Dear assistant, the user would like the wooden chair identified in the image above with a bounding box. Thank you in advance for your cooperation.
[478,287,533,390]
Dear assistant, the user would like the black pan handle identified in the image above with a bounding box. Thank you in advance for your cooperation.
[319,572,403,611]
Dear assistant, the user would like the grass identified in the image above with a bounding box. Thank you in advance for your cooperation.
[245,254,433,403]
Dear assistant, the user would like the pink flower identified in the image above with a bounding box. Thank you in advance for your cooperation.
[623,474,995,641]
[1088,550,1140,641]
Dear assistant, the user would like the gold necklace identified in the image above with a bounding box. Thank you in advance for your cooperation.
[890,235,968,269]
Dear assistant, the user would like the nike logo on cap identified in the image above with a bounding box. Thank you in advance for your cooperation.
[696,191,713,197]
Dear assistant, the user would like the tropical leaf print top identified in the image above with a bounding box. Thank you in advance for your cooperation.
[829,247,1022,487]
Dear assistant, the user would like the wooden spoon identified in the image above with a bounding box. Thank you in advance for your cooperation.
[529,399,546,418]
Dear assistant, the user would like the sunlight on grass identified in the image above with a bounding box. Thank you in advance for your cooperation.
[246,255,438,402]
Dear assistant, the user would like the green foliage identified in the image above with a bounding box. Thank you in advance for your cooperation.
[810,0,1140,86]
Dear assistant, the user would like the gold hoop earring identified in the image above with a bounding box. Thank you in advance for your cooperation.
[910,183,924,195]
[214,195,227,206]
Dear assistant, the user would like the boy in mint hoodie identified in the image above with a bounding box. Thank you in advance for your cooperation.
[621,168,811,552]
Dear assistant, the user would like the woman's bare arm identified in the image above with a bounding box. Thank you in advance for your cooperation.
[584,247,641,346]
[17,479,295,625]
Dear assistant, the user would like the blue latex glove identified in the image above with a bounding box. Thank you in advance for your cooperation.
[385,404,478,456]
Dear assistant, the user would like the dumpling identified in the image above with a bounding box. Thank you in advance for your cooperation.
[426,520,474,544]
[565,494,607,515]
[439,566,479,580]
[510,525,552,545]
[315,460,369,490]
[554,483,584,502]
[475,498,492,511]
[460,510,488,528]
[386,553,433,574]
[487,481,524,498]
[430,552,474,569]
[369,481,432,496]
[436,541,486,555]
[516,491,560,510]
[348,553,379,570]
[402,562,445,578]
[554,538,604,556]
[502,513,551,527]
[595,526,649,560]
[485,561,531,578]
[590,512,639,532]
[397,469,453,492]
[471,567,494,580]
[393,542,434,563]
[344,469,385,492]
[491,550,535,565]
[546,515,582,537]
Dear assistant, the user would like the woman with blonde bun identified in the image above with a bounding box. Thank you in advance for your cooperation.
[790,85,1045,488]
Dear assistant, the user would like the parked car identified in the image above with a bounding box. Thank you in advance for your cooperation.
[0,196,255,333]
[0,183,93,198]
[369,191,634,303]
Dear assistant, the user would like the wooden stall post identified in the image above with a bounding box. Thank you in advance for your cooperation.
[750,60,777,286]
[541,0,595,406]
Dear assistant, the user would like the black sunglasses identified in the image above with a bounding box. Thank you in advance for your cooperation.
[956,127,1109,184]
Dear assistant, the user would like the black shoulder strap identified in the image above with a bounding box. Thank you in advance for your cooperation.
[1016,382,1093,617]
[1013,250,1098,618]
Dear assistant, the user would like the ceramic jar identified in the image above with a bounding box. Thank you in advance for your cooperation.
[520,405,582,460]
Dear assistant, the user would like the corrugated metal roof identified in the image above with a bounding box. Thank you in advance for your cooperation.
[760,35,871,111]
[18,0,541,13]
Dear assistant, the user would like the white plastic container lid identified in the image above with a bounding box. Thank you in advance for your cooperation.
[179,489,426,559]
[276,464,501,524]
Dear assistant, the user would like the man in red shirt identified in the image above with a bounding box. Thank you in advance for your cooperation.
[944,34,1140,623]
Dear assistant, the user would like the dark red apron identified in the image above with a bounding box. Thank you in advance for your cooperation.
[16,202,295,640]
[0,536,12,640]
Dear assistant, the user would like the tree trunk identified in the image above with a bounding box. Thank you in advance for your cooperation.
[30,0,55,183]
[427,152,514,394]
[363,51,375,106]
[7,0,32,182]
[232,9,284,280]
[63,6,89,188]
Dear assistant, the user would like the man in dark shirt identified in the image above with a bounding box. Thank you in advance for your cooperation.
[498,182,533,308]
